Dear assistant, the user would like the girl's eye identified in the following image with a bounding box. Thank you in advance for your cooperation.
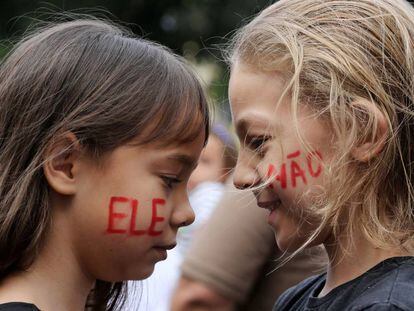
[247,135,270,153]
[161,175,182,189]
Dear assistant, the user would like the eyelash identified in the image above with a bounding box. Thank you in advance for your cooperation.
[161,175,182,189]
[247,136,270,153]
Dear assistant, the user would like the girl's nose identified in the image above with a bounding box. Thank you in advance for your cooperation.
[171,196,195,228]
[233,152,260,190]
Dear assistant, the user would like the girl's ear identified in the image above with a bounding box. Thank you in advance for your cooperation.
[43,132,81,195]
[351,98,389,162]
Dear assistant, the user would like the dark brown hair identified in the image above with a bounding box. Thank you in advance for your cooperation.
[0,18,209,310]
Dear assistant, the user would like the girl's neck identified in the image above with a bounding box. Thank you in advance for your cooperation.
[0,210,94,310]
[320,232,411,298]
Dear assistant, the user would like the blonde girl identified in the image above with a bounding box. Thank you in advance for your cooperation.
[228,0,414,310]
[0,18,209,310]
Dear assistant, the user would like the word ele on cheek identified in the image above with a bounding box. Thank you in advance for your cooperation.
[266,150,322,189]
[107,196,165,236]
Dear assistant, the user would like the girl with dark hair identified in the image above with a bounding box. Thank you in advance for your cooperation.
[0,18,209,311]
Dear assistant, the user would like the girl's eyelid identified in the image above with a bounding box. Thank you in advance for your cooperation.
[160,175,182,190]
[160,174,181,182]
[252,135,271,142]
[247,134,272,149]
[247,132,271,141]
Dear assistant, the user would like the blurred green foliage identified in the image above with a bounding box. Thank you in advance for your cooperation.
[0,0,273,120]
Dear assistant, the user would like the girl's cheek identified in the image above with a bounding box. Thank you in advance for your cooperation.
[265,150,323,191]
[105,196,167,237]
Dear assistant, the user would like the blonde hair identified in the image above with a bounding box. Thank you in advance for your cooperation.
[228,0,414,255]
[0,17,209,310]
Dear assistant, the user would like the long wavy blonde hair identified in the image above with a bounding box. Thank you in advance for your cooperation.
[228,0,414,256]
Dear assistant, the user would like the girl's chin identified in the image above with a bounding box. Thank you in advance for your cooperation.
[274,233,305,253]
[106,264,156,282]
[275,231,327,254]
[133,263,157,280]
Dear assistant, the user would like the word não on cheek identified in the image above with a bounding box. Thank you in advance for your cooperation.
[266,150,322,189]
[107,196,165,236]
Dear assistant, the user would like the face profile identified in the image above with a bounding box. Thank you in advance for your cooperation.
[229,62,334,252]
[59,132,205,281]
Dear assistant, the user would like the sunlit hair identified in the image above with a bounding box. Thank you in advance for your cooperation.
[227,0,414,258]
[0,17,209,310]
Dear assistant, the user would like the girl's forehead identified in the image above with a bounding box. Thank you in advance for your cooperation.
[229,63,288,107]
[230,68,291,133]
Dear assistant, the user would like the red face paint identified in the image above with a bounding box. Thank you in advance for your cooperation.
[266,163,287,189]
[287,150,307,187]
[291,161,307,187]
[148,198,166,236]
[107,196,129,234]
[106,196,166,236]
[287,150,301,159]
[307,150,323,178]
[266,164,276,189]
[130,199,146,236]
[266,150,322,189]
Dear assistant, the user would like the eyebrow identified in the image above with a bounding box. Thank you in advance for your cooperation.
[166,154,198,170]
[235,114,281,138]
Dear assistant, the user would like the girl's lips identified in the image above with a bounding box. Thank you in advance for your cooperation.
[256,199,282,226]
[152,243,176,260]
[268,208,278,226]
[154,243,177,251]
[152,247,168,260]
[257,199,281,212]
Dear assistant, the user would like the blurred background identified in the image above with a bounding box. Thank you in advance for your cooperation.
[0,0,273,120]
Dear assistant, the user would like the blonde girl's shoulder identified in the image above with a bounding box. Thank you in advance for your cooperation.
[274,257,414,311]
